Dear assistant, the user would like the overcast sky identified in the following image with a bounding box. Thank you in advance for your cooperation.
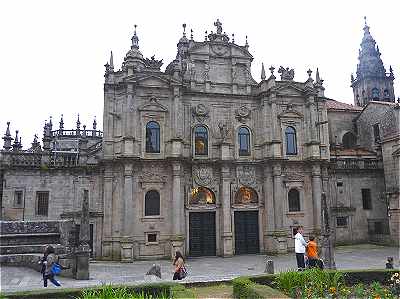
[1,0,399,148]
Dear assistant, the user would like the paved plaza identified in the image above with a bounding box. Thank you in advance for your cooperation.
[1,244,399,294]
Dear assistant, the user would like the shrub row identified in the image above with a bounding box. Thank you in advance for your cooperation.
[249,269,399,287]
[1,282,175,299]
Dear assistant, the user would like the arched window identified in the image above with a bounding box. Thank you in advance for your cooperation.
[288,189,300,212]
[372,88,380,100]
[342,132,357,149]
[145,190,160,216]
[238,127,251,156]
[146,121,160,153]
[194,126,208,156]
[190,187,215,205]
[235,187,258,204]
[285,126,297,155]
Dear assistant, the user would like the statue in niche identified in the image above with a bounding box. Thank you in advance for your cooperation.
[218,121,230,142]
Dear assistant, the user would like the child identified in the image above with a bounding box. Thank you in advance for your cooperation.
[306,236,322,269]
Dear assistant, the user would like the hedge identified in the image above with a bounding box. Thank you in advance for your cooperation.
[1,282,175,299]
[249,269,399,287]
[232,277,263,299]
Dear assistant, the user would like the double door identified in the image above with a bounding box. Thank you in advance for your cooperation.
[234,211,260,255]
[189,212,216,257]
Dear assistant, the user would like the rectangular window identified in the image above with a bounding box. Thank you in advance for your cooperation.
[336,216,348,227]
[147,233,157,243]
[14,190,23,207]
[336,182,343,187]
[362,189,372,210]
[36,191,49,216]
[373,124,380,142]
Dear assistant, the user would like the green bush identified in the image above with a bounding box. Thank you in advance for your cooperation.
[232,277,262,299]
[79,284,171,299]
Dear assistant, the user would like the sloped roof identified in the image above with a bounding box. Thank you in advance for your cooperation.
[326,99,363,112]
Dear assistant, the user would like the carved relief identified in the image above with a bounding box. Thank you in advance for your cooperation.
[210,44,229,56]
[138,163,167,183]
[283,172,304,182]
[192,103,210,123]
[193,165,213,186]
[237,165,256,187]
[217,120,231,142]
[235,105,251,123]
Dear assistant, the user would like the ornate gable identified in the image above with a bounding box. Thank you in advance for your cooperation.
[135,75,171,88]
[275,82,305,97]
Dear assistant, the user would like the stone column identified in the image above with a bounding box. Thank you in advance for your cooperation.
[221,164,233,256]
[273,164,283,229]
[121,163,134,261]
[111,174,121,260]
[171,161,184,256]
[312,164,322,232]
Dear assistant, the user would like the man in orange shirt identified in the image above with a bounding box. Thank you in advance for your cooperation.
[306,236,321,269]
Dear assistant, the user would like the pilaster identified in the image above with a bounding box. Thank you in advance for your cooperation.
[312,164,322,233]
[171,161,185,256]
[221,164,233,256]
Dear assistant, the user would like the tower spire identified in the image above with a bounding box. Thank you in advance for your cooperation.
[110,51,114,70]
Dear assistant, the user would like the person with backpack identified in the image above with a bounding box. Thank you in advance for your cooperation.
[40,245,61,287]
[172,251,187,280]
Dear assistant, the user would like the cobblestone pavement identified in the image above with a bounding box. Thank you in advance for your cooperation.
[1,244,399,293]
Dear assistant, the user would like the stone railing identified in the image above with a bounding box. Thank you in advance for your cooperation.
[50,152,79,167]
[7,152,42,167]
[331,158,382,170]
[51,129,103,138]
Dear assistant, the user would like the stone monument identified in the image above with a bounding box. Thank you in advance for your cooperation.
[75,189,91,280]
[321,192,336,269]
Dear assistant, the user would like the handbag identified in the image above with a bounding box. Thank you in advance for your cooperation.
[179,265,187,279]
[51,262,62,275]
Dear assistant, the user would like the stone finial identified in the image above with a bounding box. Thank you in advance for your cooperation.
[59,114,64,132]
[2,121,13,150]
[49,116,53,131]
[204,31,208,41]
[31,134,41,152]
[93,116,97,130]
[351,73,355,83]
[315,68,320,82]
[245,35,249,48]
[190,29,193,40]
[131,24,139,49]
[182,23,187,37]
[110,51,114,69]
[307,69,312,78]
[76,114,81,129]
[261,63,266,80]
[12,130,19,151]
[269,66,275,76]
[82,125,87,138]
[231,33,235,43]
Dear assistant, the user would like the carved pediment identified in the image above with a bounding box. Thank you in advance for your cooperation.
[278,106,304,119]
[135,75,171,88]
[138,96,168,112]
[275,83,305,97]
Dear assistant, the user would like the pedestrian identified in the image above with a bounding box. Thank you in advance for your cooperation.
[306,236,321,269]
[42,245,61,287]
[386,256,394,269]
[294,226,307,271]
[172,251,186,280]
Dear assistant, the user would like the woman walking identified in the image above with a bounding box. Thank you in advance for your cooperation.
[172,251,186,280]
[40,245,61,287]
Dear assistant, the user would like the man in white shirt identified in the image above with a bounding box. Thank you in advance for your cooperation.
[294,226,307,271]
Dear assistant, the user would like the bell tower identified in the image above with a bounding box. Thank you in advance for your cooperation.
[351,17,395,107]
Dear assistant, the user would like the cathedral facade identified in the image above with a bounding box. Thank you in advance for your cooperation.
[0,19,398,261]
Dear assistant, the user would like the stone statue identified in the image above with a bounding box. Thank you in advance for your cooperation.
[218,121,230,142]
[278,66,295,81]
[214,19,223,34]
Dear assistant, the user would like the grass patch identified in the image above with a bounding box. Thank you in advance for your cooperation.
[190,283,233,298]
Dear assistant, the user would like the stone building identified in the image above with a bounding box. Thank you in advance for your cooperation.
[0,19,398,261]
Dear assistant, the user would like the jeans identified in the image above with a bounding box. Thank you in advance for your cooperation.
[296,253,305,270]
[43,274,61,287]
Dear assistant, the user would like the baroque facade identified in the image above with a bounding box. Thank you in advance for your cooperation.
[0,19,398,261]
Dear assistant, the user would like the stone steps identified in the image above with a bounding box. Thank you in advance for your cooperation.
[0,233,60,246]
[0,244,64,255]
